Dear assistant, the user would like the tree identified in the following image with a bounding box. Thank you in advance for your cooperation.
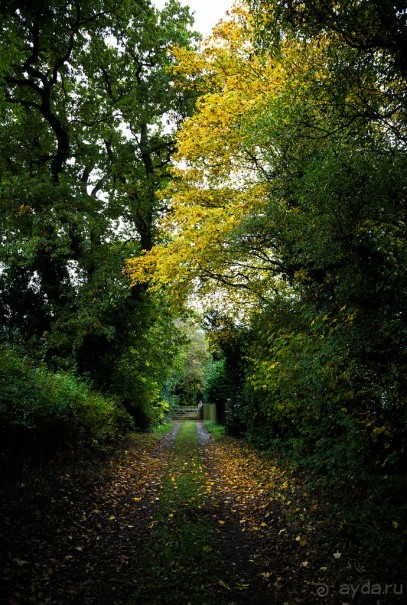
[173,320,210,405]
[249,1,407,80]
[126,5,281,308]
[127,0,407,539]
[0,0,198,425]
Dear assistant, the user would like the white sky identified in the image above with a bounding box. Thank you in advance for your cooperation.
[153,0,235,37]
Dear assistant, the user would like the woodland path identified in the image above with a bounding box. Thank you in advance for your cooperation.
[1,422,389,605]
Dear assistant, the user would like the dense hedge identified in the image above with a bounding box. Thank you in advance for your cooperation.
[0,346,133,457]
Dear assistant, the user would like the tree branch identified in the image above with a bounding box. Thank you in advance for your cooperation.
[91,171,112,196]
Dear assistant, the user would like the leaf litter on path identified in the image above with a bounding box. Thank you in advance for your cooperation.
[1,421,396,604]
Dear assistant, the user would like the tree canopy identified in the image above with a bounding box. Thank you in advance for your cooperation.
[1,0,406,570]
[127,0,407,558]
[0,0,198,433]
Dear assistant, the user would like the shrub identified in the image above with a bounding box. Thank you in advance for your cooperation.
[0,345,133,457]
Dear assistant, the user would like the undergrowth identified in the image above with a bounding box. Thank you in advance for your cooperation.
[203,420,226,441]
[0,345,133,459]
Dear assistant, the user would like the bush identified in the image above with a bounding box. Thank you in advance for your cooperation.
[0,345,133,457]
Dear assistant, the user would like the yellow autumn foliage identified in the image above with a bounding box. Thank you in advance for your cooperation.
[126,5,277,304]
[125,3,337,310]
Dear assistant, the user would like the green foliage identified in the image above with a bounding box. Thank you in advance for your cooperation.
[203,314,249,435]
[0,0,198,432]
[203,420,225,441]
[108,295,184,428]
[171,320,211,407]
[0,345,133,456]
[151,422,173,437]
[203,359,229,406]
[249,0,407,82]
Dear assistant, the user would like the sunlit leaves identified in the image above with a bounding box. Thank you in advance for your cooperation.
[126,4,284,309]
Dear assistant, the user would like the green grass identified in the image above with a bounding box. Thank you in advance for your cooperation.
[203,420,226,441]
[151,422,174,437]
[132,421,223,605]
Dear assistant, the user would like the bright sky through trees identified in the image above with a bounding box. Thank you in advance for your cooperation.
[152,0,235,36]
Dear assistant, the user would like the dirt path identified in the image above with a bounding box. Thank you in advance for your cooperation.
[196,422,311,604]
[129,420,277,604]
[1,422,403,604]
[1,427,179,605]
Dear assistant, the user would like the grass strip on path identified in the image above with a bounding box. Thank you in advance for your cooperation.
[132,421,222,605]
